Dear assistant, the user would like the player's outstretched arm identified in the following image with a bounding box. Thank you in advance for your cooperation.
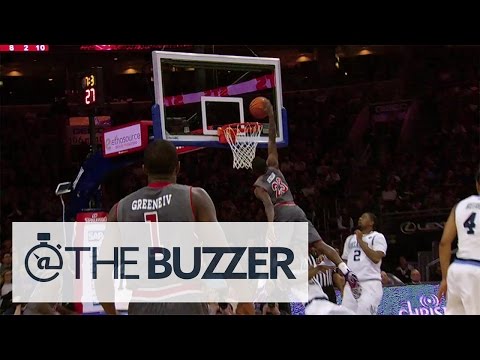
[313,239,353,275]
[312,239,344,267]
[192,187,218,222]
[438,205,457,299]
[254,186,274,222]
[312,239,361,298]
[264,99,279,169]
[308,265,332,280]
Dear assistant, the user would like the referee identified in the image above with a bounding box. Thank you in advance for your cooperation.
[308,251,344,304]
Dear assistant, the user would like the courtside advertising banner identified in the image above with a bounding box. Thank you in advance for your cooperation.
[13,222,308,304]
[291,284,446,315]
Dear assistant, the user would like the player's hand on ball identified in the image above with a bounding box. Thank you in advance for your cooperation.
[437,279,447,300]
[262,99,274,117]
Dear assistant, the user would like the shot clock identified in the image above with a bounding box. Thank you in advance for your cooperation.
[77,67,105,152]
[79,67,104,108]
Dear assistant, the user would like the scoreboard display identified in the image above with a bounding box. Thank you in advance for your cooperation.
[0,44,49,52]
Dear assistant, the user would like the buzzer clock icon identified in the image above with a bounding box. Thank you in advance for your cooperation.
[25,233,64,282]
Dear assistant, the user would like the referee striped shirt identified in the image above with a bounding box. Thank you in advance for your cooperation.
[308,254,334,287]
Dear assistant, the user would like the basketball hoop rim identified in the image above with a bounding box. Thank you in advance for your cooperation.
[217,122,263,144]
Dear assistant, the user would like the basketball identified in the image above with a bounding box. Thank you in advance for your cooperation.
[249,97,269,119]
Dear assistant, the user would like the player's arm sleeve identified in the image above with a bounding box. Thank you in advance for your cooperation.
[371,233,387,256]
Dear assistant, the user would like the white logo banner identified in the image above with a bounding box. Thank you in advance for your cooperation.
[13,222,308,303]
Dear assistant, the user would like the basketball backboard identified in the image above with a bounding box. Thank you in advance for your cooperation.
[151,51,288,148]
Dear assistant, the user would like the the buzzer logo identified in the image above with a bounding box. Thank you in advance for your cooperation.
[399,294,445,315]
[14,222,308,303]
[25,233,64,282]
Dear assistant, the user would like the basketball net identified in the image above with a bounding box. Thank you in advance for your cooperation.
[221,122,263,169]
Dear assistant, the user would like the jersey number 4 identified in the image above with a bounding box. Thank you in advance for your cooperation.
[463,212,477,235]
[144,212,161,247]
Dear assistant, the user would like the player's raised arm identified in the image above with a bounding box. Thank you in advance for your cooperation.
[264,99,279,169]
[312,239,362,299]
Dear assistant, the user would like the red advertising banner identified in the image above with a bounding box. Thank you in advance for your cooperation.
[76,211,108,222]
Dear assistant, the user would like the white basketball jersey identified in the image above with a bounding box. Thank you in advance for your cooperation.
[342,231,387,282]
[455,195,480,261]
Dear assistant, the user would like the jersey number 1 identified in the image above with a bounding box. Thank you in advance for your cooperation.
[463,212,477,235]
[144,212,161,247]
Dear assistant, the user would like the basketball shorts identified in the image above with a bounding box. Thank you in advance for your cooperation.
[342,279,383,315]
[446,260,480,315]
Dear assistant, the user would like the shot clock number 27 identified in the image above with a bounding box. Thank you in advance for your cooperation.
[82,74,96,105]
[80,68,104,108]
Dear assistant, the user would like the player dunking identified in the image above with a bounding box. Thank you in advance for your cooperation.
[100,140,218,315]
[251,99,362,309]
[438,167,480,315]
[341,213,387,315]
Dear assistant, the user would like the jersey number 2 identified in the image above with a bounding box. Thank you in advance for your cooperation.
[353,250,361,261]
[463,212,477,235]
[144,212,161,247]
